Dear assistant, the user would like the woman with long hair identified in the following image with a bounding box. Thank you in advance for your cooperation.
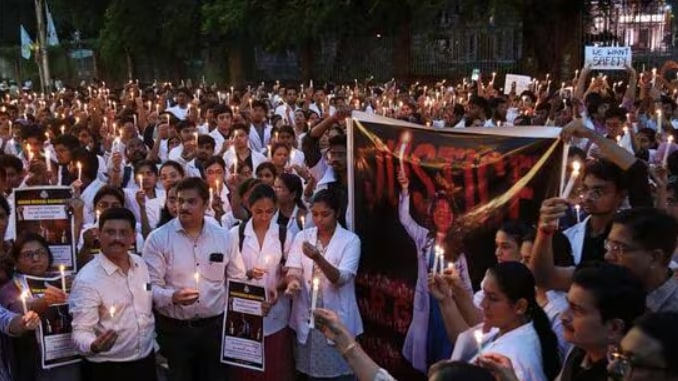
[285,189,362,381]
[0,233,80,381]
[228,184,294,381]
[273,173,308,238]
[432,262,561,381]
[397,171,473,372]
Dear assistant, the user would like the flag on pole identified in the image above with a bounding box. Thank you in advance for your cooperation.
[45,1,59,46]
[20,25,34,60]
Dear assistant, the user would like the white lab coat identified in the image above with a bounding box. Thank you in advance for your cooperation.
[285,226,363,344]
[229,220,292,336]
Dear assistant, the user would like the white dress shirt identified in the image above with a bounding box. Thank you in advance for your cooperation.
[229,220,292,336]
[275,104,298,125]
[123,187,165,230]
[248,123,272,153]
[81,178,107,225]
[69,253,155,362]
[222,147,267,176]
[143,218,247,320]
[468,322,548,381]
[285,226,363,344]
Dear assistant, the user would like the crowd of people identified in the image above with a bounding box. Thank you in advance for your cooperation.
[0,57,675,381]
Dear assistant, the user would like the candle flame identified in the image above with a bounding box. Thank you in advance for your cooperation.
[312,277,320,288]
[194,271,200,283]
[571,160,581,173]
[109,306,116,318]
[473,330,483,346]
[20,290,29,300]
[59,264,65,273]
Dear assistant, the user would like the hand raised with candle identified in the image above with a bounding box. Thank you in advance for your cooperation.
[261,289,278,316]
[247,268,266,280]
[477,353,520,381]
[9,311,40,335]
[301,242,321,261]
[397,170,409,191]
[561,119,593,142]
[427,274,452,301]
[313,308,354,349]
[43,284,67,306]
[539,197,569,230]
[172,288,200,305]
[135,189,146,207]
[284,279,301,296]
[90,330,118,354]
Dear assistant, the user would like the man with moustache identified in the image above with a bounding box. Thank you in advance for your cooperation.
[143,177,246,381]
[70,208,157,381]
[478,263,646,381]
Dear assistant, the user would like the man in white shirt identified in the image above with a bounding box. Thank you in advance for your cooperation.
[223,123,267,177]
[274,88,299,125]
[208,104,233,156]
[166,88,191,121]
[143,177,246,381]
[70,207,157,381]
[248,100,272,153]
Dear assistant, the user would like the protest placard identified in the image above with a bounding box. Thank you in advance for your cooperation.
[221,280,266,372]
[584,46,632,70]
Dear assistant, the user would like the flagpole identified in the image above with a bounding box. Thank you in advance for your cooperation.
[34,0,51,92]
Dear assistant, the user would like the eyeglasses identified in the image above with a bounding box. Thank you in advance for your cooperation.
[608,346,670,380]
[577,186,609,201]
[604,239,641,256]
[19,249,49,261]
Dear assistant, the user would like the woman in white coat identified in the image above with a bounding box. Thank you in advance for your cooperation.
[397,171,473,373]
[285,189,362,381]
[228,184,294,381]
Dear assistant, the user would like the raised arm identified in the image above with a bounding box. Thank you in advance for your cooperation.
[529,198,575,291]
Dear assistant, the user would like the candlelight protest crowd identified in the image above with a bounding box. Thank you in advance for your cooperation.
[0,58,676,381]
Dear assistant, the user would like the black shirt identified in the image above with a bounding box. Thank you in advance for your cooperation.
[559,347,608,381]
[580,220,610,264]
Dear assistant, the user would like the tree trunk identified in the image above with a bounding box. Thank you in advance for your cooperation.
[125,48,134,81]
[393,12,411,82]
[228,44,245,86]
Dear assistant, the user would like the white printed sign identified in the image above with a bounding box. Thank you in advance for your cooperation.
[503,74,533,95]
[584,46,632,70]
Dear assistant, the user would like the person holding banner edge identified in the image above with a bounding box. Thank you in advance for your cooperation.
[396,169,473,372]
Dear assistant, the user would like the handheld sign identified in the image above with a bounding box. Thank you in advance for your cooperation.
[584,46,631,70]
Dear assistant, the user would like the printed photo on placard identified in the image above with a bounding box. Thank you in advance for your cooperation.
[221,280,266,372]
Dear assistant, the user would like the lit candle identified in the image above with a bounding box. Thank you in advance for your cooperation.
[59,265,67,293]
[652,68,658,87]
[233,159,238,176]
[209,187,214,207]
[194,271,200,289]
[268,145,272,160]
[574,204,581,223]
[109,306,117,331]
[309,277,320,328]
[20,290,28,313]
[657,109,663,136]
[77,161,82,181]
[663,135,674,167]
[432,245,441,274]
[26,144,33,161]
[474,329,484,354]
[137,174,143,188]
[561,161,581,199]
[45,150,51,172]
